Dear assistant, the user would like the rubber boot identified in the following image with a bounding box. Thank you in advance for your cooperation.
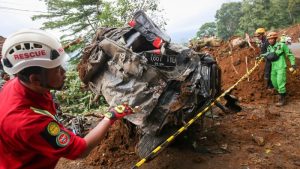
[276,93,286,107]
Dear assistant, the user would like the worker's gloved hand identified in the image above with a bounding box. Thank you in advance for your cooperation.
[289,65,297,75]
[255,55,264,60]
[104,104,133,124]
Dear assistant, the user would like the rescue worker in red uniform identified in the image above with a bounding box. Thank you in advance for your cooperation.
[0,29,133,169]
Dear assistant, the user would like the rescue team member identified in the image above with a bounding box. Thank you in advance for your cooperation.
[265,32,296,106]
[280,34,293,46]
[285,37,292,45]
[0,29,133,168]
[280,33,287,44]
[254,28,273,89]
[282,36,292,46]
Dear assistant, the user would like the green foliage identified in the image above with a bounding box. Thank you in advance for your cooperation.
[215,2,242,39]
[33,0,103,38]
[239,0,292,32]
[196,22,217,38]
[270,0,291,27]
[197,0,300,40]
[54,62,107,114]
[288,0,300,23]
[33,0,165,42]
[113,0,163,24]
[239,0,271,33]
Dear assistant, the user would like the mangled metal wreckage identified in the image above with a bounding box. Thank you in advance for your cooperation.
[78,11,227,157]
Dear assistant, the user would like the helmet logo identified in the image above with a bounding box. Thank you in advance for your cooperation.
[13,50,46,60]
[57,47,64,53]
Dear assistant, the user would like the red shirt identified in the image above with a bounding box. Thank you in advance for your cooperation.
[0,78,87,169]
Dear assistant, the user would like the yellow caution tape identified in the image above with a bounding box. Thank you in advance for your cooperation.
[131,58,263,169]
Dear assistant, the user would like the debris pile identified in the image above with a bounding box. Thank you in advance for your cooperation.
[189,36,222,51]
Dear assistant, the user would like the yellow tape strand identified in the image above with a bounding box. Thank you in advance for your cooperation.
[132,58,263,169]
[167,136,175,142]
[152,146,161,153]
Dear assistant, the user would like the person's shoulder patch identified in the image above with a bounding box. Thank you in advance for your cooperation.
[47,122,60,136]
[41,121,71,149]
[56,131,70,147]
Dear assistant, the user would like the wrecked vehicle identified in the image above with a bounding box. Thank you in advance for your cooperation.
[78,11,230,157]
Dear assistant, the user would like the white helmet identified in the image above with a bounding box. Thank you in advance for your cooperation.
[286,37,292,44]
[1,29,69,74]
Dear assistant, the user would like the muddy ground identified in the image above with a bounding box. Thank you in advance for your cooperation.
[56,99,300,169]
[56,25,300,169]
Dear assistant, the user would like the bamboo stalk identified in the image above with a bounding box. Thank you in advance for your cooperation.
[230,55,239,75]
[245,33,255,50]
[245,56,250,81]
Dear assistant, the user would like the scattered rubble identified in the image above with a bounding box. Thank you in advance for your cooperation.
[189,36,222,51]
[251,134,265,146]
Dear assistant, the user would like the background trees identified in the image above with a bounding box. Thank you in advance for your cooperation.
[33,0,165,43]
[239,0,271,34]
[287,0,300,24]
[196,22,217,38]
[197,0,300,40]
[215,2,242,39]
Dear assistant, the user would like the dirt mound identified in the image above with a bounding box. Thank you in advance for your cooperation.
[278,24,300,43]
[84,121,139,168]
[203,45,267,103]
[200,27,300,104]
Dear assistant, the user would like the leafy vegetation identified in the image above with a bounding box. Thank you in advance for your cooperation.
[215,2,242,39]
[197,0,300,39]
[33,0,165,42]
[196,22,217,38]
[53,58,107,114]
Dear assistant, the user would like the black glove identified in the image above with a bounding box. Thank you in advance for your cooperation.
[256,55,264,60]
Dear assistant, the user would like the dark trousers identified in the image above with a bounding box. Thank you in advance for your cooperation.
[264,60,273,89]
